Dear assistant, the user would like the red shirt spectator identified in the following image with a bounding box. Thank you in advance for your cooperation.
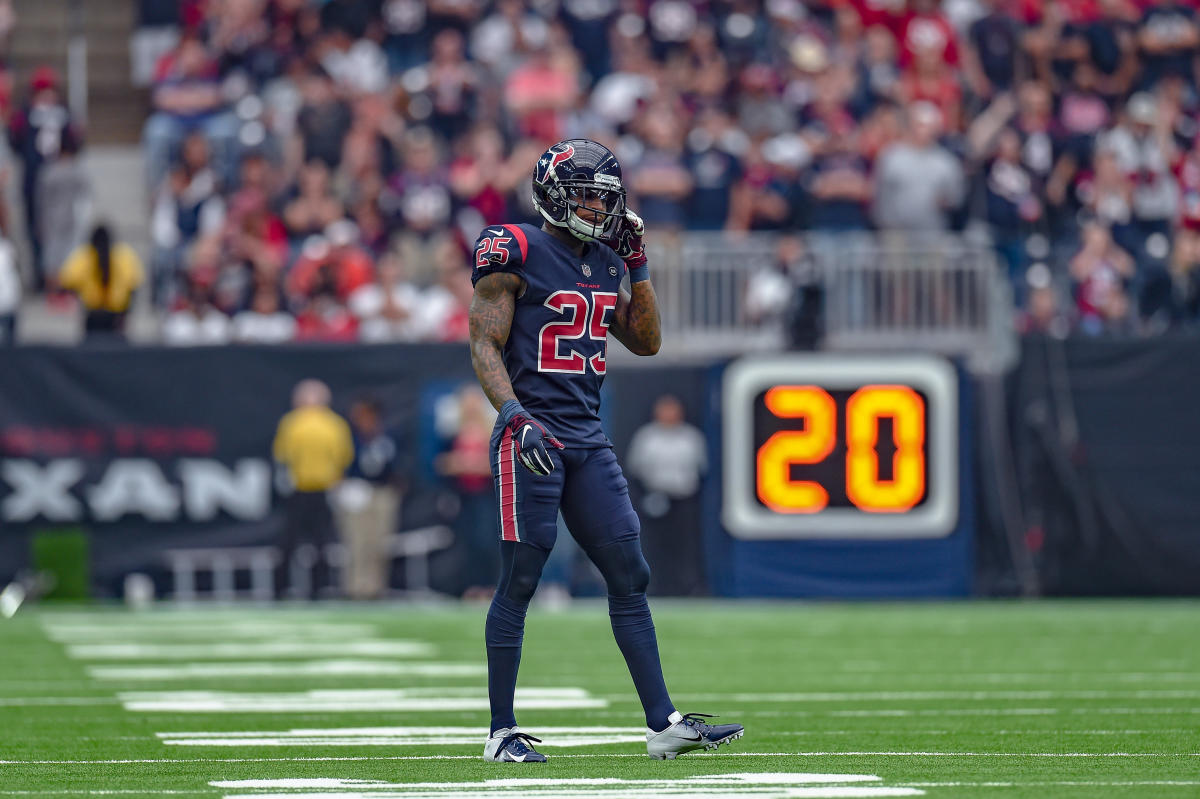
[897,1,960,68]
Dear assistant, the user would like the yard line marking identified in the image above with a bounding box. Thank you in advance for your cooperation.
[119,687,607,713]
[3,751,1196,765]
[213,773,924,799]
[671,689,1200,702]
[42,623,378,641]
[157,725,645,748]
[89,661,485,681]
[155,727,1197,747]
[901,782,1200,787]
[0,697,118,707]
[67,641,435,660]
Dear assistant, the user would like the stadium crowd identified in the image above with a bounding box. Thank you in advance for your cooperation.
[12,0,1200,341]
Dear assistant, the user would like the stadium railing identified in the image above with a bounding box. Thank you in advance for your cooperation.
[640,232,1015,372]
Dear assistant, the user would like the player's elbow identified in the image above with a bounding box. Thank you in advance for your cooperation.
[631,339,660,356]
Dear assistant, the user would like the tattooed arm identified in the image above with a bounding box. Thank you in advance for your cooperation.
[469,272,523,411]
[610,280,661,356]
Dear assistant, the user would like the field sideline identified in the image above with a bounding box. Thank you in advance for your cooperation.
[1,600,1197,798]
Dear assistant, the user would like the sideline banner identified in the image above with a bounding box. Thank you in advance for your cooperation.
[0,344,477,594]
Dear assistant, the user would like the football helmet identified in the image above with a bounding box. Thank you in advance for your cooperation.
[532,139,627,242]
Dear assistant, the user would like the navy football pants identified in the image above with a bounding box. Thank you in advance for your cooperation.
[485,432,676,733]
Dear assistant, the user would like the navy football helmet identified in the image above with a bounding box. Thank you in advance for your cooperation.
[532,139,627,242]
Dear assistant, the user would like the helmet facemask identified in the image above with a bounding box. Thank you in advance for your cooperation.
[561,181,626,242]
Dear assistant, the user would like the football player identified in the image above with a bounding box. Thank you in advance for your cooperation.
[469,139,744,762]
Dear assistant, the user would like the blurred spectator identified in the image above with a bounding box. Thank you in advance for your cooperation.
[434,385,497,597]
[389,128,453,251]
[0,232,17,344]
[806,129,874,232]
[272,378,353,599]
[504,35,579,141]
[151,131,224,301]
[471,0,549,80]
[1137,0,1199,89]
[348,252,421,341]
[232,285,297,343]
[412,240,472,342]
[335,396,403,600]
[1070,220,1137,335]
[626,394,707,596]
[162,279,232,346]
[684,109,743,231]
[631,108,693,230]
[873,102,965,231]
[59,225,144,341]
[965,0,1022,99]
[1099,92,1178,257]
[1017,268,1072,338]
[984,127,1041,288]
[283,159,345,241]
[142,32,239,190]
[292,65,353,170]
[411,28,478,140]
[287,220,374,304]
[36,136,92,291]
[9,67,78,290]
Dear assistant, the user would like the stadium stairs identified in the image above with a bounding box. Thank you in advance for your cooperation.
[11,0,154,343]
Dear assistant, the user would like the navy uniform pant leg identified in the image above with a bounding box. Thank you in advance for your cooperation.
[560,446,676,730]
[485,425,566,733]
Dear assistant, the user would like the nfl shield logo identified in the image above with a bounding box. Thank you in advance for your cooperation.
[582,264,592,277]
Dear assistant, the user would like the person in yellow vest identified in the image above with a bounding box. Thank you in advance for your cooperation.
[272,378,354,599]
[58,224,144,340]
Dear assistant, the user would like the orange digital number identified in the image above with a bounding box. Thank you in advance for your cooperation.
[755,386,837,513]
[845,386,926,512]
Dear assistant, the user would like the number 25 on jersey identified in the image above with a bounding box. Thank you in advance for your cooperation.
[538,290,618,375]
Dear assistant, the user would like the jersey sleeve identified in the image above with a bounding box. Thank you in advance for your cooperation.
[471,224,529,286]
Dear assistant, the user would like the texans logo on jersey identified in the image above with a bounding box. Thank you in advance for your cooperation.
[535,143,575,184]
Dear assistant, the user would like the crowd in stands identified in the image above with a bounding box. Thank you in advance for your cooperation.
[10,0,1200,342]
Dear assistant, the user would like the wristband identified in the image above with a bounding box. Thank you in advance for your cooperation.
[629,264,650,284]
[499,399,526,427]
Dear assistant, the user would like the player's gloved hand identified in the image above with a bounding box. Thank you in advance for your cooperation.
[605,210,649,281]
[500,400,565,476]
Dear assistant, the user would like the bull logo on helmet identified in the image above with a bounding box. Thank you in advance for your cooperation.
[537,143,576,183]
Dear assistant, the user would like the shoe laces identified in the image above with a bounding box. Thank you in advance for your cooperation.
[501,731,543,755]
[680,712,718,736]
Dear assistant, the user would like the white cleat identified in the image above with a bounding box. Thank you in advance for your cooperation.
[646,711,745,760]
[483,727,547,762]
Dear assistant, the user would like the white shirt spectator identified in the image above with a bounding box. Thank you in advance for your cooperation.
[322,39,389,95]
[873,141,966,231]
[1099,126,1179,222]
[162,307,232,346]
[232,309,297,343]
[348,281,423,341]
[627,418,708,499]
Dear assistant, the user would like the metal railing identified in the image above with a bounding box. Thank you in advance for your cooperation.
[636,232,1015,370]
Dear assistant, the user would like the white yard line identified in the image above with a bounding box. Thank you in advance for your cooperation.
[0,697,118,706]
[3,751,1196,766]
[66,641,435,660]
[670,689,1200,702]
[89,661,485,680]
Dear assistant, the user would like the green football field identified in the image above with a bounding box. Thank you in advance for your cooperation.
[1,600,1197,798]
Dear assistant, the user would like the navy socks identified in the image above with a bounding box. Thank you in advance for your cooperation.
[608,592,676,731]
[485,593,529,734]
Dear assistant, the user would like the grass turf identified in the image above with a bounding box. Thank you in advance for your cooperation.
[0,600,1197,798]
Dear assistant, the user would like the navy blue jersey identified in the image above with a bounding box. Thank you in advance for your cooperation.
[472,223,625,448]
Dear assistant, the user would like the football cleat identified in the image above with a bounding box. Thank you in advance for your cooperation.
[483,727,548,763]
[646,711,744,760]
